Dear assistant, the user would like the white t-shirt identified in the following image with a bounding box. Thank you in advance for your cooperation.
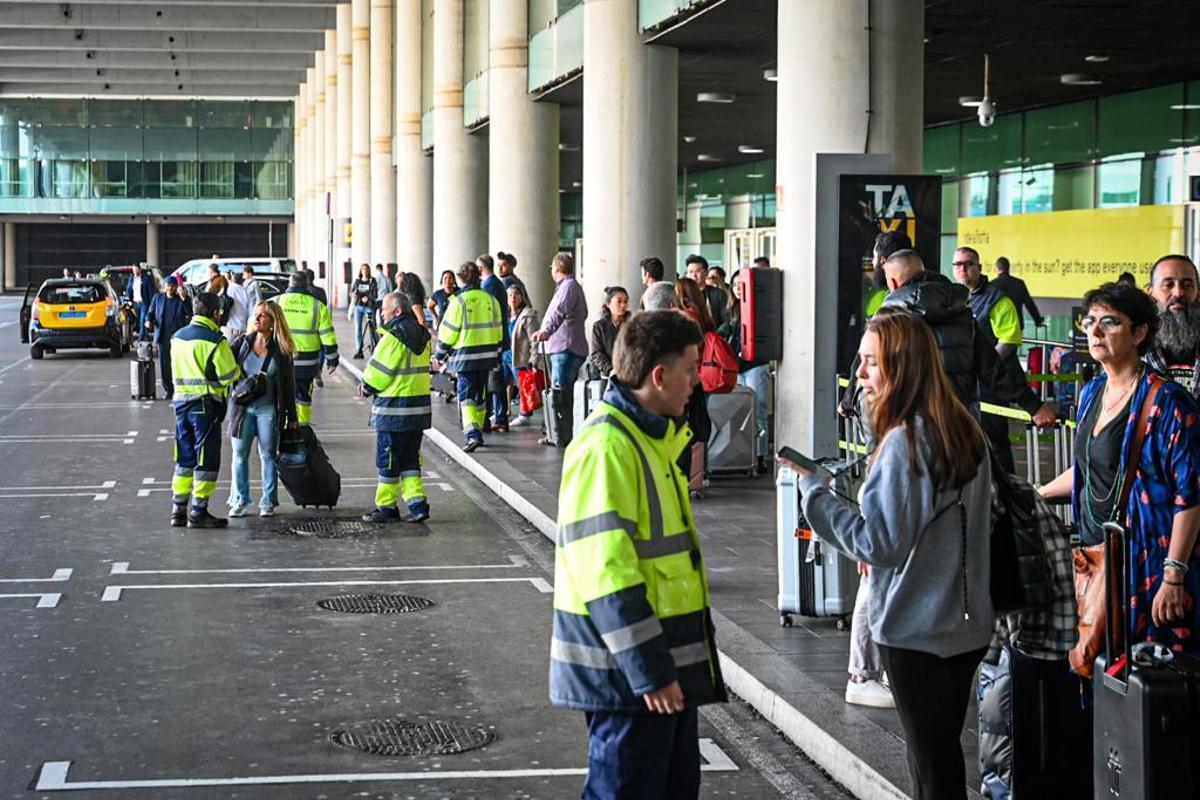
[224,283,250,335]
[132,276,143,304]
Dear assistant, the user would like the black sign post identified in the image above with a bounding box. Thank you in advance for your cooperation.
[835,175,942,373]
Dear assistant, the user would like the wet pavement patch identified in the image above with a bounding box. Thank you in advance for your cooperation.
[328,718,496,756]
[317,593,436,614]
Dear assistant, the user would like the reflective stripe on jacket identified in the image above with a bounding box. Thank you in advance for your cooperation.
[434,288,502,373]
[170,316,241,406]
[362,325,432,433]
[549,398,726,713]
[275,289,338,368]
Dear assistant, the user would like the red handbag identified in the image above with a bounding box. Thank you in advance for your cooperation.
[517,367,547,415]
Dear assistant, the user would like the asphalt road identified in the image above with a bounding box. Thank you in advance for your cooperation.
[0,295,851,800]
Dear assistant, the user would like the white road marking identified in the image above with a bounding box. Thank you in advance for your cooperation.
[0,482,113,491]
[109,553,529,576]
[0,568,72,583]
[0,491,108,501]
[0,355,31,374]
[432,482,455,492]
[0,592,62,609]
[35,742,736,790]
[100,576,551,602]
[0,435,135,441]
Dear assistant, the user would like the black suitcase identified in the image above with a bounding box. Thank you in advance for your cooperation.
[431,369,457,403]
[542,386,570,447]
[1093,522,1200,799]
[130,356,155,400]
[276,426,341,508]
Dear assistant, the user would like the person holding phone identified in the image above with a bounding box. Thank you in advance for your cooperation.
[780,307,993,800]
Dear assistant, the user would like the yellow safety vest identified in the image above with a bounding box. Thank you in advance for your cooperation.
[275,289,337,367]
[170,316,241,405]
[362,320,432,432]
[435,287,502,372]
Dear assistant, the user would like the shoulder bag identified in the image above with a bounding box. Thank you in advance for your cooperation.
[233,341,275,407]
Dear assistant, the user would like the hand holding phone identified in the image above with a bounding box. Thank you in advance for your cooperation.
[776,446,830,477]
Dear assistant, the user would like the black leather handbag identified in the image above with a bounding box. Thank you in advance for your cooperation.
[233,348,274,406]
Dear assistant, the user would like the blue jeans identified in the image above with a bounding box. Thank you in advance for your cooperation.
[737,364,770,458]
[548,351,585,389]
[582,708,700,800]
[230,405,278,511]
[353,305,370,351]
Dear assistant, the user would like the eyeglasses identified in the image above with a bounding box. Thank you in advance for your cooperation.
[951,260,977,268]
[1077,315,1125,332]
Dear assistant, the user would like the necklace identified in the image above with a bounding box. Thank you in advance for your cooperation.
[1101,367,1142,414]
[1083,380,1137,527]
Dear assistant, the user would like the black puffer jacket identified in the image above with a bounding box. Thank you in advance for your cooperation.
[883,272,979,408]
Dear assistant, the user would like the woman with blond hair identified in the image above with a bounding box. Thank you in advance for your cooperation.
[228,300,299,517]
[781,307,993,800]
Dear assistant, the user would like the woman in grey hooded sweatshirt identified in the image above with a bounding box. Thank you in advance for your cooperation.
[782,307,994,800]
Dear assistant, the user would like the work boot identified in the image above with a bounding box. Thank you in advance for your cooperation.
[170,510,187,528]
[187,509,228,529]
[406,501,430,524]
[362,506,401,523]
[463,438,482,453]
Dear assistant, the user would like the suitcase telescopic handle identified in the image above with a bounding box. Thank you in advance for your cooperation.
[1101,521,1133,689]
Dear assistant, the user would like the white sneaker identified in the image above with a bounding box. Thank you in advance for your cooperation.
[228,503,250,518]
[845,678,895,709]
[510,415,531,428]
[259,506,275,517]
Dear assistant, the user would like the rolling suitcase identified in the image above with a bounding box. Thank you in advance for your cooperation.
[776,465,858,626]
[276,426,341,508]
[130,351,155,400]
[573,379,605,433]
[1092,522,1200,799]
[542,386,568,446]
[431,369,457,403]
[706,385,757,475]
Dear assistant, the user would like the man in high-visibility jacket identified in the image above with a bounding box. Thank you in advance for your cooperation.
[358,291,432,524]
[274,271,338,425]
[549,311,726,799]
[432,260,503,452]
[169,292,242,528]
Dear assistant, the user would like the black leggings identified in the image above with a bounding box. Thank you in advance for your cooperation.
[878,644,987,800]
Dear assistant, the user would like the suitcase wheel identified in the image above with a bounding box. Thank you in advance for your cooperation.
[780,614,793,628]
[836,617,849,632]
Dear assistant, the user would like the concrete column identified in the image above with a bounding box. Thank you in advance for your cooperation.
[581,0,677,313]
[350,0,372,267]
[293,88,304,264]
[335,3,353,274]
[145,221,160,267]
[296,80,311,266]
[433,0,487,274]
[394,0,432,286]
[2,222,14,291]
[313,54,327,276]
[773,0,923,457]
[287,222,297,258]
[370,0,397,266]
[488,0,558,311]
[324,30,339,295]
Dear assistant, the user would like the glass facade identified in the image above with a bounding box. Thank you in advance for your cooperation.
[0,98,293,214]
[463,0,490,127]
[639,0,705,32]
[528,0,583,94]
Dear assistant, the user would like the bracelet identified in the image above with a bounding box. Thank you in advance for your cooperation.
[1164,557,1190,575]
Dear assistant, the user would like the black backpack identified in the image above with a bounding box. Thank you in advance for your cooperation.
[216,292,234,326]
[988,446,1057,614]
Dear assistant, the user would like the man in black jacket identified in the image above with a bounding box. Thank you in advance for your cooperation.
[991,256,1044,330]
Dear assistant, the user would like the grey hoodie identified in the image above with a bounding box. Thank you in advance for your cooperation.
[799,416,994,657]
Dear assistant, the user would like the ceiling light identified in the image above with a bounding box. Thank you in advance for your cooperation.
[1061,73,1102,86]
[557,143,579,152]
[738,145,764,154]
[1084,54,1110,63]
[571,181,582,188]
[697,92,736,104]
[1170,104,1200,111]
[745,173,764,179]
[696,154,721,162]
[682,135,697,143]
[958,96,982,108]
[762,68,777,82]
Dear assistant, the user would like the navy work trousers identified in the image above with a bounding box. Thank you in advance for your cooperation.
[581,708,700,800]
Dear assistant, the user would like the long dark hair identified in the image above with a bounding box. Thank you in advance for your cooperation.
[674,277,714,333]
[866,307,984,490]
[600,286,629,323]
[399,272,427,307]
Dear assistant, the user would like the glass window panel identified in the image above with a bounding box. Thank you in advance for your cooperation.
[940,180,960,232]
[143,100,197,128]
[1153,150,1182,204]
[0,118,29,159]
[924,123,960,176]
[529,0,556,32]
[997,168,1023,215]
[1184,81,1200,149]
[1023,100,1094,165]
[25,100,87,126]
[962,173,991,217]
[89,100,142,128]
[0,158,30,197]
[144,128,198,160]
[90,127,143,160]
[200,100,250,129]
[29,126,89,160]
[199,128,252,160]
[250,127,292,161]
[254,161,291,199]
[1098,84,1183,158]
[1021,164,1054,213]
[960,113,1021,174]
[91,160,143,198]
[201,161,235,198]
[39,159,89,198]
[1097,156,1140,207]
[1052,164,1094,210]
[251,101,292,129]
[157,161,197,198]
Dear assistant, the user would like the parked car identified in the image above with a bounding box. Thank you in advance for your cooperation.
[171,257,299,301]
[24,278,124,359]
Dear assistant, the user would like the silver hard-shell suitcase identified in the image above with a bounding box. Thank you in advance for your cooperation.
[573,379,605,433]
[706,385,757,475]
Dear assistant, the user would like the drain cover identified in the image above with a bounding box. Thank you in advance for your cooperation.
[288,520,377,538]
[317,593,435,614]
[329,718,496,756]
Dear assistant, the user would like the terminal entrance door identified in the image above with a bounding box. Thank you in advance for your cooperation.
[724,227,776,270]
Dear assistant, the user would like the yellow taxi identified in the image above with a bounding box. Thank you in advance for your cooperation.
[26,278,124,359]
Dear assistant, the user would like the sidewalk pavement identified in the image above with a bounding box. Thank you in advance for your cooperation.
[332,311,984,800]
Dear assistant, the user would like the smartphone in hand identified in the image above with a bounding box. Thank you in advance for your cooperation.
[777,446,830,477]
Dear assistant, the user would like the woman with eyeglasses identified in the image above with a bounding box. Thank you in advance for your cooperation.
[1041,282,1200,660]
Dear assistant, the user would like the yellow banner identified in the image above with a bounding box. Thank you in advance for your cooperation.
[957,205,1186,298]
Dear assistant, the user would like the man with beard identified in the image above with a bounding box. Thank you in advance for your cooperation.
[1146,254,1200,396]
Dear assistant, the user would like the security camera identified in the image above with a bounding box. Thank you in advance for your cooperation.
[977,96,996,128]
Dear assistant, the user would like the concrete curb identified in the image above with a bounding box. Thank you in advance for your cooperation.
[339,358,906,800]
